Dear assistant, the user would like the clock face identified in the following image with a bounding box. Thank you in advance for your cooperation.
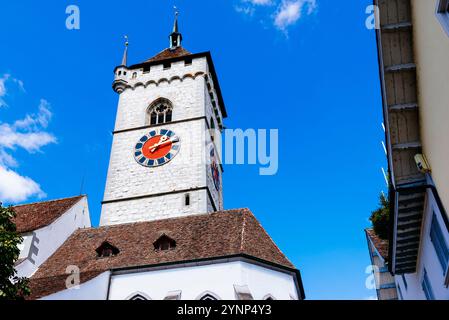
[134,129,180,167]
[210,147,221,191]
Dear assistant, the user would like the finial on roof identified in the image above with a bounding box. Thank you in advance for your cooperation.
[170,7,182,49]
[173,7,179,33]
[121,35,129,66]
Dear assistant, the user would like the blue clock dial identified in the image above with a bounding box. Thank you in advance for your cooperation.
[134,129,180,167]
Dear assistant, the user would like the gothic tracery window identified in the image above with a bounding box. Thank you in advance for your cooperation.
[147,98,173,126]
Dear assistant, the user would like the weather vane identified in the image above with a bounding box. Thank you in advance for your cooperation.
[124,35,129,47]
[174,5,179,16]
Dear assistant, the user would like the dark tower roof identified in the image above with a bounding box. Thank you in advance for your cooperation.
[169,10,182,49]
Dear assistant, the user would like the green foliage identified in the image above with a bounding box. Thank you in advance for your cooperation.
[370,193,390,240]
[0,203,30,300]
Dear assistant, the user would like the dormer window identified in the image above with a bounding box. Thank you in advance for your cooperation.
[153,234,176,251]
[96,241,120,258]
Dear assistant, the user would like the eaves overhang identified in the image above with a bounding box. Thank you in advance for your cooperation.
[374,0,426,275]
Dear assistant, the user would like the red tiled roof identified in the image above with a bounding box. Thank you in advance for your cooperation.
[144,46,191,63]
[12,196,84,234]
[28,209,294,299]
[365,228,389,260]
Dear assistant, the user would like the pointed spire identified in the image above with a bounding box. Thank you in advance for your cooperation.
[121,35,129,66]
[169,7,182,49]
[172,9,179,33]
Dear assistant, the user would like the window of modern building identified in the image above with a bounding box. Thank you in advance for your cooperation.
[147,98,173,126]
[430,213,449,273]
[421,269,435,300]
[436,0,449,36]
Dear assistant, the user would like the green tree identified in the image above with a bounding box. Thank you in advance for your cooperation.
[370,193,390,240]
[0,203,30,300]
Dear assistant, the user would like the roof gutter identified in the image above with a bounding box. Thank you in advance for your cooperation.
[374,0,396,190]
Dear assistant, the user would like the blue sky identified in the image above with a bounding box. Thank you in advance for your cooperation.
[0,0,386,299]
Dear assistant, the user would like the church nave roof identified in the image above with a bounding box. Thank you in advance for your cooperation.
[28,208,296,299]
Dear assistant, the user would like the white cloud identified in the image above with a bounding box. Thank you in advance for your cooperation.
[0,74,10,107]
[244,0,273,5]
[0,165,46,203]
[12,78,25,92]
[0,150,18,168]
[236,0,275,17]
[0,100,56,154]
[235,5,256,16]
[274,0,317,30]
[0,125,56,153]
[14,99,52,130]
[0,93,56,203]
[0,74,10,96]
[0,74,26,108]
[235,0,317,31]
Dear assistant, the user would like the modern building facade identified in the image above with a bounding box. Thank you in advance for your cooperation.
[15,15,305,300]
[373,0,449,299]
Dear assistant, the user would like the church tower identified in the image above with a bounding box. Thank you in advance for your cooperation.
[24,12,305,301]
[100,15,226,226]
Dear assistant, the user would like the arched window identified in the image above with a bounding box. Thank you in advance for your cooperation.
[147,98,173,126]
